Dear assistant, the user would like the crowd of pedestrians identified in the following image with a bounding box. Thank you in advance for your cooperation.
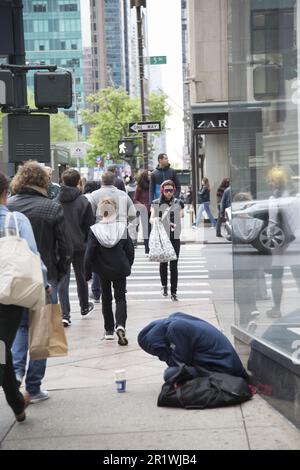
[0,152,233,422]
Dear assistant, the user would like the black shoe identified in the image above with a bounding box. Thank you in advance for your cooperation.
[171,293,178,301]
[81,301,94,317]
[62,316,71,327]
[104,330,114,340]
[89,291,100,303]
[161,286,168,297]
[116,326,128,346]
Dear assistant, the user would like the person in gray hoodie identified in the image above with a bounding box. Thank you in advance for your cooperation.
[84,197,134,345]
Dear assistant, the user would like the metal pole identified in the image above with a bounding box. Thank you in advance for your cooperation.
[9,0,27,108]
[136,5,148,169]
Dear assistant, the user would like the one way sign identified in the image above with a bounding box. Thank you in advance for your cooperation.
[129,121,161,133]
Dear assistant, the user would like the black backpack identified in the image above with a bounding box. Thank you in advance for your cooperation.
[157,366,252,409]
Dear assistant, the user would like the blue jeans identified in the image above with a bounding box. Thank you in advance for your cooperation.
[195,202,216,227]
[92,273,101,300]
[11,280,58,395]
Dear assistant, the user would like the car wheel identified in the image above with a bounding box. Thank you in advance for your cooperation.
[251,225,285,254]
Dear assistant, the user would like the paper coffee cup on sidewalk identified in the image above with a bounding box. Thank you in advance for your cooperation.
[115,369,126,393]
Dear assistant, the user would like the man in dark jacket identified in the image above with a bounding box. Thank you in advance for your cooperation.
[8,161,71,404]
[56,169,95,326]
[150,153,181,202]
[138,312,248,381]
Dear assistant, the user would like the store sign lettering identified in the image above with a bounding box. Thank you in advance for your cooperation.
[197,119,227,129]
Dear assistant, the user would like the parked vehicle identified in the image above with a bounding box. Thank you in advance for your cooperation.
[224,196,299,254]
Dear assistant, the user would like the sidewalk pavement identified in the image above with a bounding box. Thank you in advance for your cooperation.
[1,252,300,450]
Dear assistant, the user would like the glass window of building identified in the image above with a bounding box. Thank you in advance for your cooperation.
[228,0,300,361]
[33,2,47,12]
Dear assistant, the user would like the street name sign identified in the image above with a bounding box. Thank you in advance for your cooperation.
[129,121,161,133]
[150,56,167,65]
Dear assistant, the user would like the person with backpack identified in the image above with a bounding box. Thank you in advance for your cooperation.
[84,197,134,345]
[56,169,95,326]
[150,153,181,202]
[0,172,50,422]
[134,170,151,256]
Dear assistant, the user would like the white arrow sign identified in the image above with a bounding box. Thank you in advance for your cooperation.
[129,121,161,133]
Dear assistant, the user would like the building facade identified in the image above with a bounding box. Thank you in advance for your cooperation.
[187,0,229,214]
[23,0,84,122]
[188,0,300,427]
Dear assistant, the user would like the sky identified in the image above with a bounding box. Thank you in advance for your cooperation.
[80,0,91,47]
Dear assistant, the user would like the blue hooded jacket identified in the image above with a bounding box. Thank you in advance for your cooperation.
[138,312,248,379]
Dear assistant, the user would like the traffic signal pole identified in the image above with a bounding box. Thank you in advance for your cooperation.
[9,0,27,108]
[134,1,148,169]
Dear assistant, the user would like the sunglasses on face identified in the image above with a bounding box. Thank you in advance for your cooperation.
[164,188,174,193]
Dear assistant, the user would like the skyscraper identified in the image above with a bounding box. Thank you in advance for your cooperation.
[90,0,138,94]
[22,0,84,122]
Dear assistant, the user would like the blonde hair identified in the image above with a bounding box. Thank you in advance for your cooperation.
[10,161,49,194]
[266,167,288,189]
[97,197,117,219]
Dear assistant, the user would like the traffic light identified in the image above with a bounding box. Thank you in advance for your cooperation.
[34,71,72,108]
[118,140,134,157]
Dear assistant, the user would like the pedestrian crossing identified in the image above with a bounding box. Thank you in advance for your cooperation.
[68,244,212,304]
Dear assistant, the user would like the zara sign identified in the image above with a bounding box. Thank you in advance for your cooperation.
[193,113,228,133]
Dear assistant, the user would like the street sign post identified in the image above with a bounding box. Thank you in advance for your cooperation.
[129,121,161,133]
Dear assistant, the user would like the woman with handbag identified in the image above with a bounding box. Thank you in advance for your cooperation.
[0,172,49,422]
[150,180,184,301]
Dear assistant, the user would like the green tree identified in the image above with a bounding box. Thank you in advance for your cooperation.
[83,87,171,166]
[50,112,77,143]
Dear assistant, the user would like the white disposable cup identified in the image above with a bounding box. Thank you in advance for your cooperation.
[115,369,126,393]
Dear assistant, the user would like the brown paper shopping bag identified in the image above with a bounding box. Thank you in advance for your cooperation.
[29,304,68,360]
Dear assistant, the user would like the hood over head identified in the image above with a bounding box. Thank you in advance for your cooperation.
[57,186,81,203]
[91,219,127,248]
[138,319,172,363]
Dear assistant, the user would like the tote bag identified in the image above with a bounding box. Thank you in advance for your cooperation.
[29,303,68,360]
[149,217,177,262]
[0,212,45,311]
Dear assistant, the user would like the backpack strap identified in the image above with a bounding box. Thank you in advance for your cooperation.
[4,211,20,238]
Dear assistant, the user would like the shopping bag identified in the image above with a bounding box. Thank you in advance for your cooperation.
[29,303,68,360]
[0,212,45,310]
[149,218,177,262]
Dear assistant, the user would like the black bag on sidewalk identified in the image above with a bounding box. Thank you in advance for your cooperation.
[157,365,252,409]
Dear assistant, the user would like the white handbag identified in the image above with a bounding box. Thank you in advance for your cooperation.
[149,217,177,262]
[0,212,45,310]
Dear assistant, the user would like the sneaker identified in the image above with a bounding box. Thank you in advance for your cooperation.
[104,330,114,340]
[145,253,149,258]
[250,309,260,318]
[247,320,257,334]
[62,315,71,327]
[81,301,94,317]
[16,375,23,388]
[27,390,49,404]
[266,307,281,318]
[116,326,128,346]
[192,224,197,230]
[89,291,100,303]
[161,286,168,297]
[171,293,178,301]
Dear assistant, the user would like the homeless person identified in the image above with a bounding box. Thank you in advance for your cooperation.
[138,312,248,381]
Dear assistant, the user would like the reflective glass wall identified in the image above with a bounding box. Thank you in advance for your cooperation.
[228,0,300,363]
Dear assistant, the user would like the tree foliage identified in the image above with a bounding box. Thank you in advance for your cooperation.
[83,87,171,166]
